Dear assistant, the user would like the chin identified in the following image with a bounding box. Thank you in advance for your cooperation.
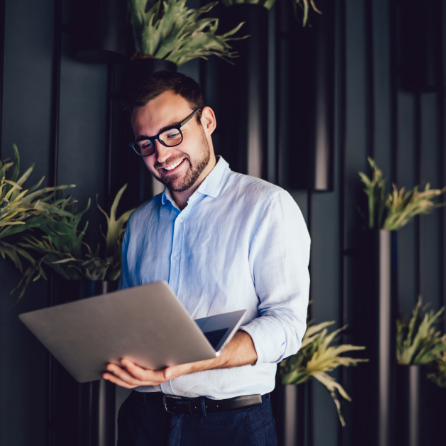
[159,174,187,191]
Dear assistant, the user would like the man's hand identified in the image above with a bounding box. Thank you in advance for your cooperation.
[103,330,258,389]
[102,359,198,389]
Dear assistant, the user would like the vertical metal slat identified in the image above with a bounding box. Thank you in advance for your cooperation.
[0,0,6,160]
[47,1,62,445]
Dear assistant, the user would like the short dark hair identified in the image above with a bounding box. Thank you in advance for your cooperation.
[122,71,204,123]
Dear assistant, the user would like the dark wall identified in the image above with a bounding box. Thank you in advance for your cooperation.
[1,1,445,446]
[0,0,201,444]
[0,0,106,444]
[206,0,445,445]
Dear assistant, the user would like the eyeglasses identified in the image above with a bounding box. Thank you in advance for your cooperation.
[129,109,202,157]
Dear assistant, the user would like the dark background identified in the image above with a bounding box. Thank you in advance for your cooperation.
[1,0,445,445]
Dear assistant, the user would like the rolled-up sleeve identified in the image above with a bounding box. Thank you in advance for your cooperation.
[240,190,311,364]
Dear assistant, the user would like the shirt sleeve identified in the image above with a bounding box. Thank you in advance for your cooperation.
[240,189,311,364]
[118,224,131,291]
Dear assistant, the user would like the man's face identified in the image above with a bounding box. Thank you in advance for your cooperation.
[131,91,211,192]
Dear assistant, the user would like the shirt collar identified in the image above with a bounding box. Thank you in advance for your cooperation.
[161,156,230,205]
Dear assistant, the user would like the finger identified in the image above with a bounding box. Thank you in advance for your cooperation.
[102,373,137,389]
[106,363,142,387]
[121,359,168,384]
[120,359,149,380]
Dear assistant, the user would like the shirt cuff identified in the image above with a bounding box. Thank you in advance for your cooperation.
[240,316,288,365]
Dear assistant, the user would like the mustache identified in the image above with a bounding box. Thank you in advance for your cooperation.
[154,155,189,170]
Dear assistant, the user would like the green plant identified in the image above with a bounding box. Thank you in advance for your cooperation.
[428,352,446,389]
[294,0,321,26]
[0,144,75,271]
[219,0,276,11]
[358,157,446,230]
[128,0,247,66]
[14,184,135,299]
[279,320,368,426]
[396,297,446,366]
[220,0,321,26]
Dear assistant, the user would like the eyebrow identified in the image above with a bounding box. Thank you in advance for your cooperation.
[135,120,183,142]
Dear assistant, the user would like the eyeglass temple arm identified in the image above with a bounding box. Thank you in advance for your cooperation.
[180,108,202,127]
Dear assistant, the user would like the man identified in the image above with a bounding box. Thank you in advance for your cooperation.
[103,71,311,445]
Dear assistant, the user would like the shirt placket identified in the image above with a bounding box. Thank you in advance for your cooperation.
[168,210,188,297]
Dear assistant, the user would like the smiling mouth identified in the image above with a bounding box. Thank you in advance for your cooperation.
[160,158,186,174]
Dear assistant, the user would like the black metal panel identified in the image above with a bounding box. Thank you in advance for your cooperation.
[50,0,62,189]
[0,0,5,160]
[218,4,268,179]
[311,0,335,192]
[276,0,312,190]
[441,1,446,336]
[399,0,443,92]
[351,229,397,446]
[48,1,63,445]
[73,0,126,64]
[396,365,421,446]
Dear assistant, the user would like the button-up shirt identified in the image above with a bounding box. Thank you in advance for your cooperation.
[119,156,311,399]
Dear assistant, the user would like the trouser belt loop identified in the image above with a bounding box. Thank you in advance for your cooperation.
[143,393,147,404]
[200,397,208,417]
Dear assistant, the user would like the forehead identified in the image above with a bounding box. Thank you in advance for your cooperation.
[131,90,192,137]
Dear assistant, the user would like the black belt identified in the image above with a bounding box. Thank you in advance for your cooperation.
[136,391,264,415]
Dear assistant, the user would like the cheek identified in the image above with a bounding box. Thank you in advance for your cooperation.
[143,156,157,173]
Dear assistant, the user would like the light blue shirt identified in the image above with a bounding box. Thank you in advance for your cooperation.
[119,156,311,399]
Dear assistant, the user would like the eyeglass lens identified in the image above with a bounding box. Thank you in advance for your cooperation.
[133,128,183,156]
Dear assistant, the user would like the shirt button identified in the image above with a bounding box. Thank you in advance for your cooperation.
[173,255,180,261]
[178,217,183,223]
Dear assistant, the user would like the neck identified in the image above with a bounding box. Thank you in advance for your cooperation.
[170,153,217,210]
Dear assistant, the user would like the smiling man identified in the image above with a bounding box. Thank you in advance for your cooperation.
[103,71,311,446]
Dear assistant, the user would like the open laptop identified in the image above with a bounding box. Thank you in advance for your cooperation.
[19,281,247,383]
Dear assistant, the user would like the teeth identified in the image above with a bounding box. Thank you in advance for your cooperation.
[164,160,183,171]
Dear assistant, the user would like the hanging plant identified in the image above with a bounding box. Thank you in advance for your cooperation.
[0,144,75,272]
[128,0,247,66]
[13,184,135,299]
[219,0,321,26]
[279,319,368,426]
[358,157,446,230]
[396,297,446,366]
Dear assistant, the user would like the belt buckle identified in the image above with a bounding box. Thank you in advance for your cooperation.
[163,395,191,414]
[163,395,175,414]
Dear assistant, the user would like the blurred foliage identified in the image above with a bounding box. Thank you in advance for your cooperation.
[0,144,75,272]
[279,320,368,426]
[128,0,247,66]
[358,157,446,230]
[396,297,446,366]
[220,0,321,26]
[293,0,321,25]
[14,184,135,299]
[428,352,446,389]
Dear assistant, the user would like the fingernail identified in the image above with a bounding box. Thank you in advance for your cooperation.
[165,370,171,379]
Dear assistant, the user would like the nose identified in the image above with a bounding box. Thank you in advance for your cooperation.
[154,140,173,164]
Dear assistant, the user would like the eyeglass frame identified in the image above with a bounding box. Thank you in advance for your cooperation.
[128,108,202,157]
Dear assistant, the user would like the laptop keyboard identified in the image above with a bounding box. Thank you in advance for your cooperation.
[204,328,228,349]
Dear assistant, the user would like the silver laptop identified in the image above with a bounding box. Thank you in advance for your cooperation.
[19,281,247,383]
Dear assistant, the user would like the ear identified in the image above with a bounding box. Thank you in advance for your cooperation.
[200,106,216,136]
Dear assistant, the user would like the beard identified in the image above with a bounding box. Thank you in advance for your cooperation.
[153,130,211,193]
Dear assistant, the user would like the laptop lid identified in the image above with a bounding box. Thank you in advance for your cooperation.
[19,281,246,383]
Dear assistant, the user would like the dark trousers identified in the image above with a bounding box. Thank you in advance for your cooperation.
[117,391,277,446]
